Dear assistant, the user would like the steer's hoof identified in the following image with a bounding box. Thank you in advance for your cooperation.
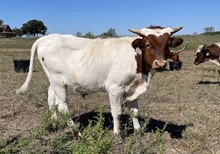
[65,127,82,140]
[112,133,123,145]
[134,128,143,136]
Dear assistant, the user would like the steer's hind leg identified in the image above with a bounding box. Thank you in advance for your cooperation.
[48,85,57,119]
[126,99,141,132]
[51,84,74,126]
[108,85,123,135]
[51,83,81,138]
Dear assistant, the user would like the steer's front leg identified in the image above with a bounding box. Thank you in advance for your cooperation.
[108,85,123,135]
[126,99,141,131]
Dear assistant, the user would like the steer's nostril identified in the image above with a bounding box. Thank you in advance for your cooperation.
[154,60,167,69]
[194,61,199,65]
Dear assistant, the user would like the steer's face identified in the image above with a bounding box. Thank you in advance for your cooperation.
[194,45,206,65]
[129,26,183,73]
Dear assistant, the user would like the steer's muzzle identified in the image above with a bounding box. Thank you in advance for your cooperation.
[194,61,199,65]
[153,60,167,70]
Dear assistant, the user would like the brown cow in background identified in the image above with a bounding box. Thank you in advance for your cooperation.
[194,42,220,66]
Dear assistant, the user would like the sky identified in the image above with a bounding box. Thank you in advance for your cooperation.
[1,0,220,36]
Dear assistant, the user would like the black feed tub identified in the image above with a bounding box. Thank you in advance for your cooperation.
[13,60,30,73]
[169,61,182,71]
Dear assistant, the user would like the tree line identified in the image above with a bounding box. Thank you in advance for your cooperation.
[1,19,220,37]
[1,19,118,38]
[76,28,118,38]
[0,19,47,37]
[14,19,47,37]
[202,26,220,35]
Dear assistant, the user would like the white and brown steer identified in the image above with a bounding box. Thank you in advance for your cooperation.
[16,26,183,136]
[194,42,220,66]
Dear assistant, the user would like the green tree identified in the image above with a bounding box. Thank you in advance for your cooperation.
[203,26,215,34]
[0,19,3,25]
[21,19,47,37]
[76,31,82,37]
[84,31,95,39]
[0,20,3,33]
[100,28,118,38]
[13,27,23,37]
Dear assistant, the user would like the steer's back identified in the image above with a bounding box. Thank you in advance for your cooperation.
[36,34,137,93]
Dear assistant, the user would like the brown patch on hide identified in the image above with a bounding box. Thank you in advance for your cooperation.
[206,44,220,60]
[167,52,180,62]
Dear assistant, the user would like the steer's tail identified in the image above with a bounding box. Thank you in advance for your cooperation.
[16,40,39,95]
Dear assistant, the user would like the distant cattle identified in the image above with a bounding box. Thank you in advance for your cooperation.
[16,26,183,135]
[167,42,189,62]
[194,42,220,66]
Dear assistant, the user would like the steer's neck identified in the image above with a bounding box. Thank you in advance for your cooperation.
[135,54,142,73]
[135,54,151,75]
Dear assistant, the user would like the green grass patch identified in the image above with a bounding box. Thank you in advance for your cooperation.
[178,34,220,50]
[0,106,160,154]
[0,37,37,49]
[0,107,115,154]
[0,34,220,50]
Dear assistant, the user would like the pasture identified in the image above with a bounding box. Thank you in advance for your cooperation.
[0,35,220,153]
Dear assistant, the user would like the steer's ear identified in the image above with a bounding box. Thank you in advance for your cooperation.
[170,37,183,47]
[132,38,146,55]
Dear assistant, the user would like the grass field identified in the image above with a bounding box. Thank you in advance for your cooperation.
[0,35,220,153]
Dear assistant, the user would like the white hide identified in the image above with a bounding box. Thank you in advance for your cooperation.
[196,45,205,54]
[17,34,154,135]
[124,70,156,102]
[214,42,220,47]
[137,27,175,37]
[17,35,136,95]
[209,59,220,66]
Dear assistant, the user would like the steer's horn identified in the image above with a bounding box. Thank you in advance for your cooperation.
[128,29,145,37]
[171,42,190,53]
[171,26,183,35]
[177,42,190,53]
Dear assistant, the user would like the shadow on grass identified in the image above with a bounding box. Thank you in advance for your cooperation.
[197,80,220,85]
[73,111,191,139]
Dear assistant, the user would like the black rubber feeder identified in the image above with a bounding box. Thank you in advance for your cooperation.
[169,61,182,71]
[13,60,30,73]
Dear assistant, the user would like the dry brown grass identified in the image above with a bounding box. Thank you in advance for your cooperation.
[142,51,220,153]
[0,36,220,153]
